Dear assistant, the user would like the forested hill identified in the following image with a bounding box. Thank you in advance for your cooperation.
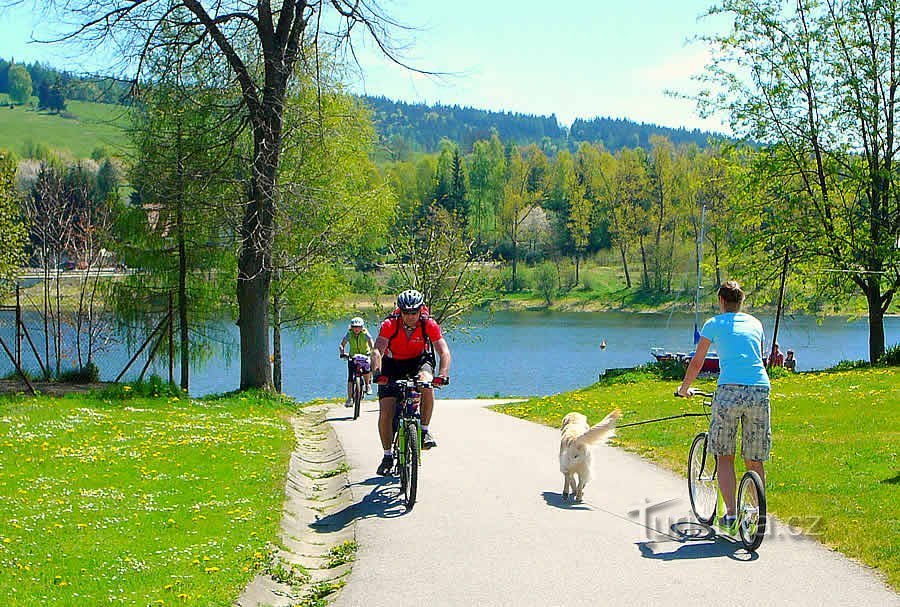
[361,95,564,154]
[360,95,722,155]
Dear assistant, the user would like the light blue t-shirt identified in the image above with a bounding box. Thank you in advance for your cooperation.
[700,312,770,387]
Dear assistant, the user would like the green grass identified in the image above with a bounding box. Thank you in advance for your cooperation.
[494,366,900,590]
[0,389,297,606]
[0,99,130,158]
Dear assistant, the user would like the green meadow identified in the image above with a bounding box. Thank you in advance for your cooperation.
[0,387,296,606]
[0,98,130,158]
[495,366,900,590]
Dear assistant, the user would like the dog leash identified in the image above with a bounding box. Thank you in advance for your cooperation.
[618,412,708,429]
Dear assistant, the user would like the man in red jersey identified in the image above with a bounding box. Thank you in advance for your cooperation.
[370,289,452,476]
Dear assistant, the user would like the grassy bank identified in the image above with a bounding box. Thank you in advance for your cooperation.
[495,366,899,590]
[0,388,296,606]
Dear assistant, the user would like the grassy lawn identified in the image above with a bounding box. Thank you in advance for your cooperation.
[0,99,130,158]
[495,366,900,590]
[0,388,296,606]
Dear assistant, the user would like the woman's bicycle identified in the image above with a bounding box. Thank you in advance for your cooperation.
[684,390,767,552]
[340,354,370,420]
[381,376,446,511]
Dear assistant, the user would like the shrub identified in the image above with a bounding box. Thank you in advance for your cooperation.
[533,262,557,305]
[96,375,182,399]
[350,271,376,295]
[880,343,900,366]
[58,362,100,383]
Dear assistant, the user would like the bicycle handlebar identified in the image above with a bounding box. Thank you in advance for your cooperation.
[674,389,715,398]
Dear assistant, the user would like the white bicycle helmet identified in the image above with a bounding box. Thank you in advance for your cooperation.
[349,316,365,327]
[397,289,425,311]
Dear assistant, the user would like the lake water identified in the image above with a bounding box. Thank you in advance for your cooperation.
[1,310,897,400]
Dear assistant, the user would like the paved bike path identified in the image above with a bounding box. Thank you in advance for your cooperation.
[325,399,897,607]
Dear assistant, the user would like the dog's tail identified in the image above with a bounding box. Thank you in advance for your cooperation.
[576,408,622,446]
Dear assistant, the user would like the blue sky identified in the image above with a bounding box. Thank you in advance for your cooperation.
[0,0,729,132]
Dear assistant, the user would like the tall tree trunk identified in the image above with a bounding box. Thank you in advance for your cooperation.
[639,235,649,289]
[177,197,190,390]
[237,124,279,390]
[511,237,519,291]
[619,244,631,288]
[575,254,580,285]
[865,279,886,363]
[272,284,282,394]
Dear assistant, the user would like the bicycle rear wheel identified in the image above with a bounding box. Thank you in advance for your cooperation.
[352,376,363,420]
[401,420,419,510]
[687,432,717,525]
[737,470,766,552]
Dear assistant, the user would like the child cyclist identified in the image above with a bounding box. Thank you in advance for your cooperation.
[339,317,374,406]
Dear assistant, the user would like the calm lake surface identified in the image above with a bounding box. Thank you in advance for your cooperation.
[2,311,897,400]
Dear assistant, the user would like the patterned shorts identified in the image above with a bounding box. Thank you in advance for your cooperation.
[708,384,771,461]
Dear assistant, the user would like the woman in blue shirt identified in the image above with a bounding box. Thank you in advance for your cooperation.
[678,280,771,528]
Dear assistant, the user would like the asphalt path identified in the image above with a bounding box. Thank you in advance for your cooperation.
[326,398,897,607]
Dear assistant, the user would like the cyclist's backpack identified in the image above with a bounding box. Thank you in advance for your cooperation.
[384,305,436,366]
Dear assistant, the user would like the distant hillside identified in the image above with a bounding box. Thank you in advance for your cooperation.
[1,57,724,159]
[0,96,130,158]
[361,95,565,154]
[361,95,723,156]
[569,116,722,150]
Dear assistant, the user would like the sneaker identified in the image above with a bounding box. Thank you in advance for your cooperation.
[365,385,372,395]
[376,455,393,476]
[422,430,437,450]
[344,399,353,408]
[717,515,737,532]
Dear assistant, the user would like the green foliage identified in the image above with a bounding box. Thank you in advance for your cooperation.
[7,64,32,105]
[325,540,358,568]
[96,375,183,399]
[0,149,27,289]
[532,262,557,305]
[57,362,100,384]
[881,343,900,366]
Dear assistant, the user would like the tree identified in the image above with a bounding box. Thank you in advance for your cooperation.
[699,0,900,362]
[7,63,32,105]
[499,144,548,290]
[0,150,27,289]
[389,207,495,330]
[119,59,240,391]
[31,1,419,390]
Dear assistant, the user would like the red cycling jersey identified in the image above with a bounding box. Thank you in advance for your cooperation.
[378,316,443,360]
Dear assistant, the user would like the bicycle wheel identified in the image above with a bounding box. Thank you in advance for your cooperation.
[737,470,766,551]
[352,376,363,420]
[401,420,419,510]
[687,432,717,525]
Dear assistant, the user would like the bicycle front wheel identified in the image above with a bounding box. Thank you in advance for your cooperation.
[737,470,766,552]
[352,376,363,420]
[401,420,419,510]
[687,432,717,525]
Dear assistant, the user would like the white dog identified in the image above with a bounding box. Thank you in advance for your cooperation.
[559,409,621,502]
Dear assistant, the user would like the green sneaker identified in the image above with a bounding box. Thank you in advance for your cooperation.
[716,515,737,533]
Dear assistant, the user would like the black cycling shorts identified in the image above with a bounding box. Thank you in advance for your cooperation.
[377,355,434,399]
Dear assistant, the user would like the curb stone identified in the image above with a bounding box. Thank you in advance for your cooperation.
[235,404,356,607]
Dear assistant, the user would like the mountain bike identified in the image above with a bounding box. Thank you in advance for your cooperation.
[684,390,767,552]
[340,353,370,420]
[384,376,446,511]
